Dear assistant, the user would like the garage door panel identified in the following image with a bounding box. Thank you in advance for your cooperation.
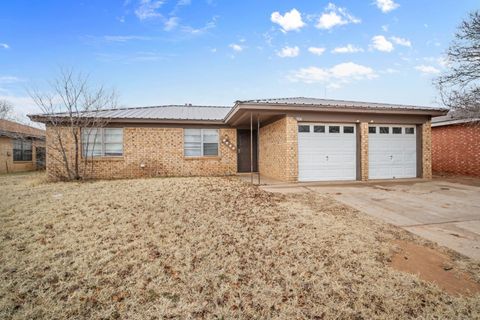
[368,125,417,179]
[298,123,357,182]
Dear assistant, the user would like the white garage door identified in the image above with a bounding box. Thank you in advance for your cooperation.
[368,125,417,179]
[298,123,357,182]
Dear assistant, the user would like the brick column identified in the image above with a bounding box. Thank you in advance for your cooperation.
[359,122,369,181]
[422,120,432,179]
[285,116,298,182]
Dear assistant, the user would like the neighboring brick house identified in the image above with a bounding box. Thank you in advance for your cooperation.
[28,97,446,182]
[431,116,480,177]
[0,119,46,174]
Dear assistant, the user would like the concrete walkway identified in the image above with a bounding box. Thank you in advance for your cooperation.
[262,179,480,260]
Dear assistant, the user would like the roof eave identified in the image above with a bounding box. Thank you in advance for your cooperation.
[224,103,448,123]
[28,115,227,125]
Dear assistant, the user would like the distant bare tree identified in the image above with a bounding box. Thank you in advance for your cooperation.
[435,11,480,120]
[29,68,118,180]
[0,99,14,120]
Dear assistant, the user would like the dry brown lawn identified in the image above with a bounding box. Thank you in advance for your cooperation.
[0,172,479,319]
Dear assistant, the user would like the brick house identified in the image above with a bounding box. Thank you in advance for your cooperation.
[29,97,446,182]
[431,116,480,177]
[0,119,46,174]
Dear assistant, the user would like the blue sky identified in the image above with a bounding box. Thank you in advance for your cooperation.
[0,0,478,122]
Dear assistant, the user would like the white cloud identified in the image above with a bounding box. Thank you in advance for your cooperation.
[415,65,440,75]
[0,76,21,84]
[164,17,179,31]
[0,94,41,125]
[391,36,411,47]
[289,62,377,88]
[381,68,399,74]
[103,35,152,42]
[331,44,363,54]
[375,0,399,13]
[180,17,217,35]
[316,3,360,30]
[0,43,9,49]
[277,46,300,58]
[371,35,394,52]
[229,43,244,52]
[381,24,389,32]
[308,47,326,56]
[271,8,305,32]
[135,0,165,20]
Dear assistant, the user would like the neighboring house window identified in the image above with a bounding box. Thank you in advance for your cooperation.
[13,139,32,161]
[184,129,219,157]
[82,128,123,157]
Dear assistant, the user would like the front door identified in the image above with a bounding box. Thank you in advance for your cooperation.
[237,129,258,172]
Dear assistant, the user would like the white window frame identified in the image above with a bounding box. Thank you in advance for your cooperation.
[82,128,124,158]
[184,128,219,157]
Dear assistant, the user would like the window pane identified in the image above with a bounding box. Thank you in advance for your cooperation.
[298,125,310,133]
[405,127,415,134]
[203,143,218,156]
[22,149,32,161]
[13,139,22,161]
[393,127,402,134]
[185,148,201,157]
[105,143,123,156]
[184,142,200,148]
[203,129,218,143]
[82,128,101,143]
[343,126,354,134]
[380,127,389,134]
[83,143,103,157]
[329,126,340,133]
[13,149,22,161]
[369,127,376,134]
[184,129,201,142]
[313,125,325,133]
[104,128,123,143]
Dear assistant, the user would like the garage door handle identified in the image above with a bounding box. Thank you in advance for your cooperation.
[390,155,393,159]
[326,155,329,161]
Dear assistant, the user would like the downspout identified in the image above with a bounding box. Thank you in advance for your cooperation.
[257,114,260,185]
[250,112,253,184]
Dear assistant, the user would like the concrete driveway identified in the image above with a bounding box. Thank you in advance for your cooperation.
[263,178,480,260]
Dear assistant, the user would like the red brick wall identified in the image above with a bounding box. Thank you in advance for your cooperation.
[432,124,480,177]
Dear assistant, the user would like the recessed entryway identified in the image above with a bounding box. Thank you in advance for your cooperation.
[297,123,357,182]
[237,129,258,173]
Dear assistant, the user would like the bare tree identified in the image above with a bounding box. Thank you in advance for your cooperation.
[29,68,118,180]
[435,11,480,120]
[0,99,14,120]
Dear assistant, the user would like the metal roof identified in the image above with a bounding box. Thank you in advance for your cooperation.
[32,105,233,121]
[29,97,447,124]
[432,115,479,127]
[236,97,447,112]
[0,119,45,139]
